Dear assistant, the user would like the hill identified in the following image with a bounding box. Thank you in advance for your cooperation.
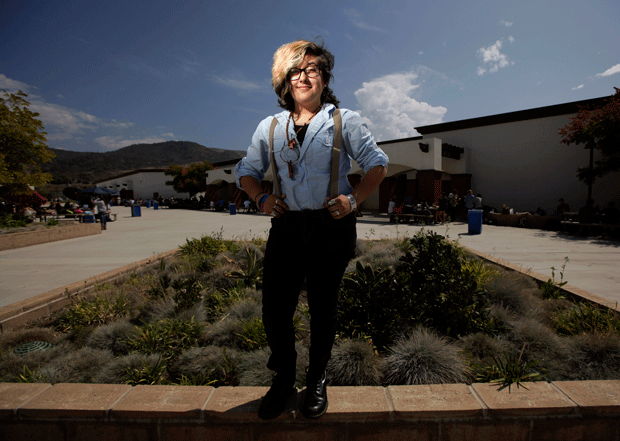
[41,141,246,184]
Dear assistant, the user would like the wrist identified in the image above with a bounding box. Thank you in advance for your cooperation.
[254,192,266,204]
[346,194,357,212]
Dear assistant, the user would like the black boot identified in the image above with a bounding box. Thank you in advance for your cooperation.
[257,373,296,420]
[302,371,328,418]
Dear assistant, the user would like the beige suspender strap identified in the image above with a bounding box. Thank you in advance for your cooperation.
[268,117,281,197]
[268,108,342,200]
[330,109,342,199]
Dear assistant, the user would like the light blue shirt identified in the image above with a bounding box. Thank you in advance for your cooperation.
[235,104,389,211]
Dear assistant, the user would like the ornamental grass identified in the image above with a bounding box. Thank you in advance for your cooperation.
[2,230,620,390]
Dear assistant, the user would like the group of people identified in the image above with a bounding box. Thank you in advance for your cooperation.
[387,189,483,225]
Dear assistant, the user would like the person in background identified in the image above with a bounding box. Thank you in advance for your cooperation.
[94,197,108,230]
[556,198,571,217]
[235,39,388,420]
[464,189,475,211]
[474,193,483,209]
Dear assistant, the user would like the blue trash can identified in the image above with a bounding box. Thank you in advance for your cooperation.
[153,202,159,210]
[83,214,95,223]
[229,203,236,215]
[131,205,141,217]
[468,209,483,235]
[146,200,151,208]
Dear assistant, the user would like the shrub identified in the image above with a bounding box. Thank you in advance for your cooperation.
[173,346,239,386]
[171,277,204,311]
[85,320,136,356]
[553,303,620,336]
[95,353,164,385]
[383,327,469,385]
[395,231,496,338]
[338,261,403,348]
[133,298,176,324]
[327,340,383,386]
[125,318,203,363]
[55,294,133,333]
[568,333,620,380]
[484,273,542,316]
[37,347,113,384]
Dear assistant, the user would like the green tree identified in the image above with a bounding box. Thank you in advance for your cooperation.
[559,87,620,196]
[0,90,55,196]
[164,161,213,197]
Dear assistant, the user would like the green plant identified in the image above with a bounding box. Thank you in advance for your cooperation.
[171,277,203,311]
[147,274,172,299]
[226,246,264,288]
[125,318,203,362]
[461,257,498,287]
[55,294,132,333]
[17,364,44,383]
[235,317,268,350]
[46,218,59,228]
[339,261,402,348]
[477,343,541,392]
[541,257,569,300]
[552,302,620,336]
[395,231,496,338]
[124,356,167,385]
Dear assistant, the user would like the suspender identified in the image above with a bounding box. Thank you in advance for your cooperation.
[269,108,342,199]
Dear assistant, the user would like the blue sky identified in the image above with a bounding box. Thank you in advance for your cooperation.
[1,0,619,153]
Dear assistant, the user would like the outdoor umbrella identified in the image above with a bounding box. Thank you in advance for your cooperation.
[81,186,118,196]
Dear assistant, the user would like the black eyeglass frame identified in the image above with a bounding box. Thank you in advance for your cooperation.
[288,64,322,81]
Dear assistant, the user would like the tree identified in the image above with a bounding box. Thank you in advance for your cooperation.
[559,87,620,198]
[0,90,55,196]
[164,161,213,197]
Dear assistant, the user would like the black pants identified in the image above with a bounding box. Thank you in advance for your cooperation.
[262,209,356,382]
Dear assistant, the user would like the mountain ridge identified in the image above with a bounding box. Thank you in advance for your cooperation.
[41,141,246,184]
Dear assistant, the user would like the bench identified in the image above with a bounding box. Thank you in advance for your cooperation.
[560,221,618,235]
[390,212,433,224]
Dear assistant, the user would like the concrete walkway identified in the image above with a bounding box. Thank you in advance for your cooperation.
[1,205,619,308]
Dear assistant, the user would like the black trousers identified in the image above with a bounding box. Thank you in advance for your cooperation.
[262,209,356,382]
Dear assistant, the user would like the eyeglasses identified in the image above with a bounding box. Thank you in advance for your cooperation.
[288,64,321,81]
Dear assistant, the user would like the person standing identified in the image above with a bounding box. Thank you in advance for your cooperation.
[235,39,388,420]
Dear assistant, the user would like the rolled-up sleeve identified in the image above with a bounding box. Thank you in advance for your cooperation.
[234,116,273,188]
[342,110,389,172]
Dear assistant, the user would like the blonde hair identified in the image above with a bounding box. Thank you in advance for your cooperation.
[271,39,338,111]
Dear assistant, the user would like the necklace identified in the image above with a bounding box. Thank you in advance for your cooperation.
[282,105,322,179]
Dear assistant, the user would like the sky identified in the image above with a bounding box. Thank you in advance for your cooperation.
[1,0,619,153]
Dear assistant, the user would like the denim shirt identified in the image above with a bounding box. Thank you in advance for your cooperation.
[235,104,389,211]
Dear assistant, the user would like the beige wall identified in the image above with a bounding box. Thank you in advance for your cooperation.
[424,115,620,213]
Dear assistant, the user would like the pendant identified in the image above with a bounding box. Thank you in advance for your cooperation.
[287,161,294,179]
[288,139,296,149]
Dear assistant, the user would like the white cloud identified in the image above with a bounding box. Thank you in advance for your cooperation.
[500,20,513,27]
[508,36,515,43]
[213,75,262,92]
[343,8,383,32]
[476,40,514,75]
[572,84,584,90]
[0,74,32,93]
[595,63,620,77]
[353,70,447,141]
[0,73,167,151]
[95,134,176,151]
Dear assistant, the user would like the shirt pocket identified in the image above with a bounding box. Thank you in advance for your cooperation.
[305,127,334,174]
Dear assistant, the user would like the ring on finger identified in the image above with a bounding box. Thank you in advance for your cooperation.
[271,210,277,217]
[334,210,340,216]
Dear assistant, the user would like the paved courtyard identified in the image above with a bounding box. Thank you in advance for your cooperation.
[1,205,619,308]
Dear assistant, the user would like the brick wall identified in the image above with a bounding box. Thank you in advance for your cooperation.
[1,381,619,440]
